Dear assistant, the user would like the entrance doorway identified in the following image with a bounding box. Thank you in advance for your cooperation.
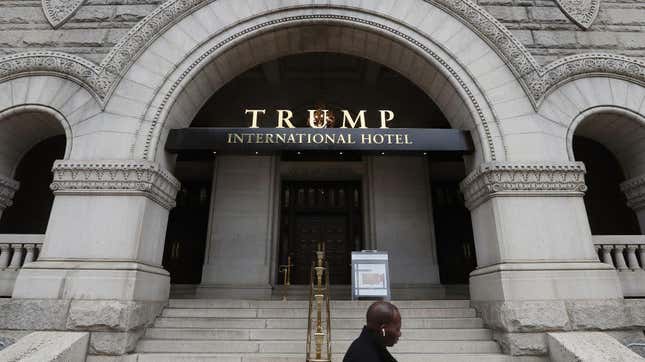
[279,181,362,285]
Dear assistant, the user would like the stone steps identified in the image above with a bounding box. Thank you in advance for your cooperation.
[135,353,549,362]
[136,339,502,354]
[144,327,493,340]
[135,299,546,361]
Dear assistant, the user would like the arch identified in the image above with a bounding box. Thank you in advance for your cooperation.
[108,3,528,168]
[538,76,645,179]
[0,75,104,174]
[0,105,71,177]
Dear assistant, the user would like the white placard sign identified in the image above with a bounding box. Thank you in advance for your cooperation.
[351,251,390,300]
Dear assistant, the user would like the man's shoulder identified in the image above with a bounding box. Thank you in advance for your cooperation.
[343,336,381,362]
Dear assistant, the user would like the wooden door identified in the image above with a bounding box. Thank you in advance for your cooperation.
[279,181,362,285]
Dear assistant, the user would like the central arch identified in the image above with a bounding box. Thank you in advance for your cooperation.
[103,3,523,168]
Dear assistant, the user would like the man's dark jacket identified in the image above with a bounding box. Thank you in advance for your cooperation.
[343,326,397,362]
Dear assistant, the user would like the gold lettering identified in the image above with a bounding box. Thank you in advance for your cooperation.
[298,134,306,143]
[287,134,296,143]
[244,134,254,143]
[245,109,266,128]
[313,134,324,144]
[337,134,347,144]
[361,134,372,144]
[347,134,356,144]
[325,134,335,143]
[256,134,264,143]
[228,133,244,144]
[276,134,286,143]
[276,110,296,128]
[379,110,395,129]
[385,134,394,144]
[265,134,274,143]
[404,134,413,144]
[373,134,384,144]
[395,134,403,144]
[341,110,367,129]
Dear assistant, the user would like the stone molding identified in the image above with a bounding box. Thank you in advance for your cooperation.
[0,0,643,109]
[49,160,181,209]
[555,0,600,30]
[621,175,645,211]
[0,175,20,210]
[42,0,87,29]
[460,162,587,209]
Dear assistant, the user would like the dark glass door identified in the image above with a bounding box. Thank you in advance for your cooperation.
[162,182,211,284]
[432,182,476,284]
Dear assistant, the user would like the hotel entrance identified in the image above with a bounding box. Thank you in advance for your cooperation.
[278,181,362,285]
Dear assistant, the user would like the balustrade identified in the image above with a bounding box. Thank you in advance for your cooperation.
[593,235,645,297]
[0,234,44,270]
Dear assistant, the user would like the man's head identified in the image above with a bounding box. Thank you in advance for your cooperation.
[365,301,401,347]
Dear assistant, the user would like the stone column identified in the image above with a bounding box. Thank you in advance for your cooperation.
[620,175,645,233]
[0,175,19,222]
[1,160,180,355]
[200,156,277,298]
[461,162,624,356]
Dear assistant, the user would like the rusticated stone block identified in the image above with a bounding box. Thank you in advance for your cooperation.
[548,332,643,361]
[494,331,548,356]
[566,300,630,330]
[624,299,645,327]
[89,330,143,355]
[67,300,165,332]
[0,299,71,330]
[472,300,569,333]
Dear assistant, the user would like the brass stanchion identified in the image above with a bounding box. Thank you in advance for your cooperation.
[279,255,294,301]
[306,241,332,362]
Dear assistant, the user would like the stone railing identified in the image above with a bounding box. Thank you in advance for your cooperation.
[0,234,44,297]
[593,235,645,297]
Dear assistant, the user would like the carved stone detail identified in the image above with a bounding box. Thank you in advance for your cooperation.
[460,162,588,209]
[49,160,181,210]
[0,176,20,210]
[555,0,601,30]
[0,1,643,121]
[42,0,87,29]
[621,175,645,211]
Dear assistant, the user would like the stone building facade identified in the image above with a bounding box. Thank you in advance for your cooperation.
[0,0,644,358]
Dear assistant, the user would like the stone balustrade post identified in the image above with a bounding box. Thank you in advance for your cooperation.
[460,161,623,354]
[6,160,181,355]
[8,244,23,270]
[639,246,645,269]
[0,175,19,222]
[0,244,10,268]
[613,245,628,271]
[23,244,35,264]
[621,175,645,232]
[625,245,641,270]
[601,245,615,267]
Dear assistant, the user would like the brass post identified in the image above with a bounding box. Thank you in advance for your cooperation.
[307,241,332,362]
[279,255,294,301]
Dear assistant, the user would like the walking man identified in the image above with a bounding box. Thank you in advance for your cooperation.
[343,301,401,362]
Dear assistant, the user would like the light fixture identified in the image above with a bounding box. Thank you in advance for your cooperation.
[339,152,343,155]
[380,152,385,155]
[255,151,259,155]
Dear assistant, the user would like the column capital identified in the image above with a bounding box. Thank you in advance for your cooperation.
[50,160,181,209]
[620,174,645,211]
[460,161,587,209]
[0,175,19,210]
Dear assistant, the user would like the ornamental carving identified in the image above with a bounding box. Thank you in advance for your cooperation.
[50,160,181,210]
[0,1,643,116]
[460,162,588,209]
[0,176,19,210]
[555,0,601,30]
[621,175,645,211]
[42,0,87,29]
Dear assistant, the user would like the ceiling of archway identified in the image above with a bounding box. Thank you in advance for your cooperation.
[191,53,451,129]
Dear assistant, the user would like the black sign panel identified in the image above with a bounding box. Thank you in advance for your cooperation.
[165,128,473,154]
